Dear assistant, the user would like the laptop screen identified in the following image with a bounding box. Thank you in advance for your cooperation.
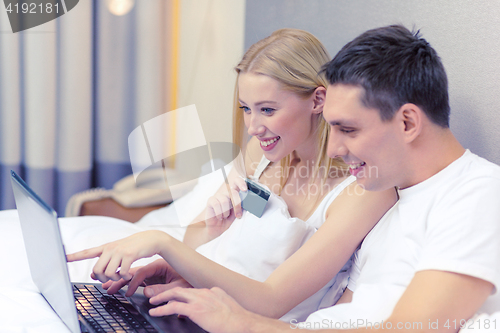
[11,171,81,333]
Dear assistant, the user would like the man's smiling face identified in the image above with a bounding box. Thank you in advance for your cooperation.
[323,84,406,191]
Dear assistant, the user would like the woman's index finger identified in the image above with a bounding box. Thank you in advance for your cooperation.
[66,246,103,262]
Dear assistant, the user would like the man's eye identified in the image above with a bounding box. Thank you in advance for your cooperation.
[239,106,251,114]
[261,108,275,115]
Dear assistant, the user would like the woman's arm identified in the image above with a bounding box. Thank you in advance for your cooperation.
[182,167,245,249]
[181,215,214,249]
[68,183,396,318]
[157,183,397,318]
[183,137,263,249]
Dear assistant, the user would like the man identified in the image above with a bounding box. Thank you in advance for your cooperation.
[139,25,500,332]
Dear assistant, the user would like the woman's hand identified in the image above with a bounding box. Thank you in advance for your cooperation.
[102,259,193,297]
[204,177,247,233]
[66,230,171,283]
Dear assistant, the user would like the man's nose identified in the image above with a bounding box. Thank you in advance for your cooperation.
[327,132,348,160]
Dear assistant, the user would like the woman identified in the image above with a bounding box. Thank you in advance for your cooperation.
[68,28,396,321]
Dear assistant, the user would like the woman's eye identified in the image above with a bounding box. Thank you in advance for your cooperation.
[340,128,355,134]
[239,106,251,114]
[261,108,275,115]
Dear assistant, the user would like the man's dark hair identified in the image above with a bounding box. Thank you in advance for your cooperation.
[322,25,450,127]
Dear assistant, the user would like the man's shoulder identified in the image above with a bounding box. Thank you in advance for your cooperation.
[412,150,500,196]
[424,151,500,216]
[457,150,500,183]
[400,150,500,215]
[466,150,500,172]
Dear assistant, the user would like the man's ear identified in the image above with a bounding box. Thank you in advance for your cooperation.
[311,86,327,114]
[397,103,423,143]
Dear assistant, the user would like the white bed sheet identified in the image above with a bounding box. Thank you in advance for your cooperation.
[0,209,171,332]
[0,164,224,332]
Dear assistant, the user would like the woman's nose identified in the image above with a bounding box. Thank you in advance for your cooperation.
[247,114,265,136]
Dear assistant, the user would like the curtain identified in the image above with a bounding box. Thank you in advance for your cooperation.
[0,0,174,214]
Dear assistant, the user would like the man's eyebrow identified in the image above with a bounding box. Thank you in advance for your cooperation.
[329,120,351,126]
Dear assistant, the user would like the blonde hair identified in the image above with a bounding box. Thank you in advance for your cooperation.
[232,28,348,192]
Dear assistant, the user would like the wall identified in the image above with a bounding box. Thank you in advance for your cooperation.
[178,0,246,143]
[245,0,500,165]
[174,0,246,172]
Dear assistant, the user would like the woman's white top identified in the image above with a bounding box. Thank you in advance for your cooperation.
[197,156,356,322]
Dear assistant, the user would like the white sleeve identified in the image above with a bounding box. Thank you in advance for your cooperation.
[417,176,500,292]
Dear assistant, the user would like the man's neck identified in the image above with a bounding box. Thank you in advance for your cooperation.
[399,128,465,189]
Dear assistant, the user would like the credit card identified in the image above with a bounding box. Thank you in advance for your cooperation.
[239,178,270,218]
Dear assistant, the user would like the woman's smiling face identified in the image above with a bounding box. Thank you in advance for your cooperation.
[237,72,323,162]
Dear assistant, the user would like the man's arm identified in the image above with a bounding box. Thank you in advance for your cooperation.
[379,270,493,332]
[265,270,492,332]
[148,270,493,333]
[262,270,492,332]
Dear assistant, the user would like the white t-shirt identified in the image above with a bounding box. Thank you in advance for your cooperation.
[305,150,500,328]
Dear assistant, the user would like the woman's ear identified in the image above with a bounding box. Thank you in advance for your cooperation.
[311,86,327,114]
[397,103,423,143]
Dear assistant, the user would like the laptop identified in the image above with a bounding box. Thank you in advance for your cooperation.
[11,170,206,333]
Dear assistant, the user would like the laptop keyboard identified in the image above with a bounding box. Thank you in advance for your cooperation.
[73,284,158,333]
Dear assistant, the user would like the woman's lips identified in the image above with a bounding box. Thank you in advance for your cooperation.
[260,136,280,151]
